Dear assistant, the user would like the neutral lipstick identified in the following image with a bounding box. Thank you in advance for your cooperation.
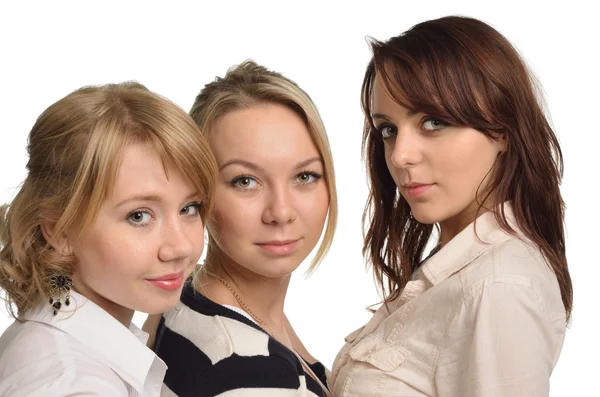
[405,183,433,198]
[147,271,184,291]
[256,240,300,255]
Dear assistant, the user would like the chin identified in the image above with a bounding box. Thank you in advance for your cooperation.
[252,257,302,278]
[409,207,443,225]
[139,302,176,315]
[138,293,182,315]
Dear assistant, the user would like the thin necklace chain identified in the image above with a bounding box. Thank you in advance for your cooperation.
[204,270,275,335]
[203,269,331,396]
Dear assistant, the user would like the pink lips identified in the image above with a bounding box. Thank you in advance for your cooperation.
[405,183,434,198]
[256,240,300,255]
[146,271,185,291]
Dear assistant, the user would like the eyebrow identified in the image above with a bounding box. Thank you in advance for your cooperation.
[295,156,322,169]
[372,110,418,121]
[220,156,322,172]
[116,191,199,207]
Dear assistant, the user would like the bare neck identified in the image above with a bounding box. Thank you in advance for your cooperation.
[439,200,495,247]
[72,276,134,327]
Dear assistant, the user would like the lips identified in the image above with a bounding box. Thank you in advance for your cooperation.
[255,239,300,255]
[402,183,434,198]
[146,271,185,291]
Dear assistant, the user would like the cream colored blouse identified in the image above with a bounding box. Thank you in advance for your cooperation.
[330,204,566,397]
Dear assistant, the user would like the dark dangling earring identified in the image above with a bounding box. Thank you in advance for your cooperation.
[48,274,72,315]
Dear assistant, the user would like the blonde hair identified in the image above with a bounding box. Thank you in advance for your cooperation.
[0,82,218,317]
[190,60,337,273]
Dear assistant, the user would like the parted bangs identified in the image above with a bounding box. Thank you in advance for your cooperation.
[363,30,511,137]
[62,85,218,234]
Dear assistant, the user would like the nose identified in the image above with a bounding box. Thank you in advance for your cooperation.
[158,219,195,262]
[262,186,296,225]
[391,127,422,169]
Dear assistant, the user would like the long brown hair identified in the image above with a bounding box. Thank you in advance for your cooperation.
[362,16,572,319]
[0,82,217,317]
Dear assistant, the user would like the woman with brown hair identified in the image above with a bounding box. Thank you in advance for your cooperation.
[331,16,571,397]
[0,82,217,396]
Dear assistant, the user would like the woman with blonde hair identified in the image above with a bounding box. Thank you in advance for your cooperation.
[0,82,217,396]
[146,60,337,397]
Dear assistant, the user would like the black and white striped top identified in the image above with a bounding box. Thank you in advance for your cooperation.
[154,282,329,397]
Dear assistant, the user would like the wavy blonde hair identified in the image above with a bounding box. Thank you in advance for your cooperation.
[0,82,218,318]
[190,60,337,274]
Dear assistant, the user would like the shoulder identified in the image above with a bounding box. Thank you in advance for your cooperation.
[159,297,272,362]
[0,320,128,396]
[0,319,70,370]
[456,236,564,317]
[460,236,548,281]
[443,237,567,359]
[157,294,309,395]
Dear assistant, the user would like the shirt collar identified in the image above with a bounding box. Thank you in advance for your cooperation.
[420,202,518,285]
[21,290,165,394]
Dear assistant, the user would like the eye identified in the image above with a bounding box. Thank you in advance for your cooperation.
[296,171,322,184]
[127,210,152,226]
[376,124,397,139]
[181,202,202,217]
[422,118,447,131]
[231,175,258,190]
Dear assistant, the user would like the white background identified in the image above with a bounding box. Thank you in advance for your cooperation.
[0,1,597,395]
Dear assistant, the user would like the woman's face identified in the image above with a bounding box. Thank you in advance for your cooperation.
[65,142,205,322]
[208,103,329,278]
[372,74,506,237]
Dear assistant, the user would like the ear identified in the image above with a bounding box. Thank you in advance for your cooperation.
[41,223,72,256]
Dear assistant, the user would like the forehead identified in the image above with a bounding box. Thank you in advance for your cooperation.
[108,142,190,200]
[209,103,321,165]
[372,73,414,120]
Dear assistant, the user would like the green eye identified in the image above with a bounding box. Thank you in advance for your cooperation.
[296,171,321,184]
[231,175,257,189]
[237,177,251,187]
[423,118,447,131]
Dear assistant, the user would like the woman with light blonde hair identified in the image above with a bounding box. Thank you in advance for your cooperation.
[145,60,337,397]
[0,82,217,397]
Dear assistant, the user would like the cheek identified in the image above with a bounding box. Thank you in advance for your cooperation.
[186,220,206,256]
[435,137,499,191]
[298,186,329,227]
[212,196,257,243]
[74,231,131,276]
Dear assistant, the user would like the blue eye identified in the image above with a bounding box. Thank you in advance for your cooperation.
[377,124,397,139]
[422,118,446,131]
[181,202,202,216]
[127,210,152,226]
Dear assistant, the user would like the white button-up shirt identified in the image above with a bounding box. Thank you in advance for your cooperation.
[0,290,166,397]
[331,204,567,397]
